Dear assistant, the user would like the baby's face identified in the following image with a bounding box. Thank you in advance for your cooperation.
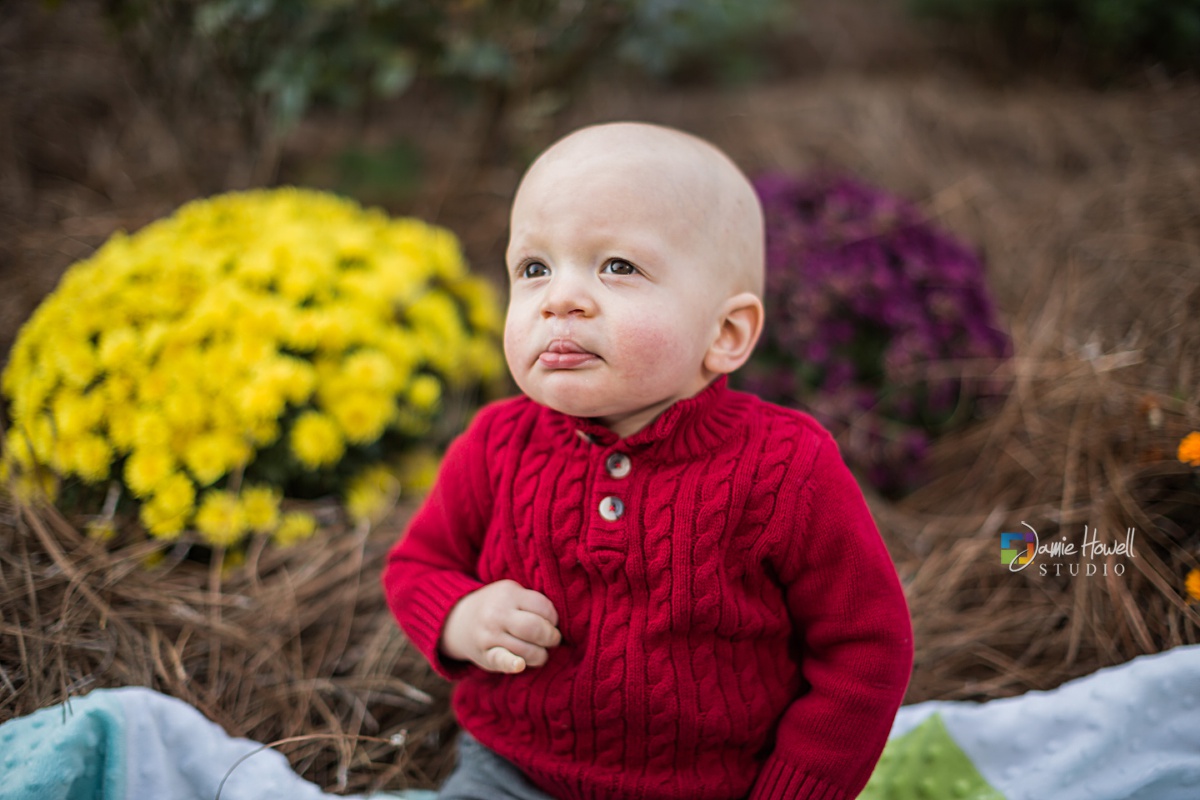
[503,127,750,437]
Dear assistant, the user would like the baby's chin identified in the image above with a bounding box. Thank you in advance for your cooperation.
[514,373,618,421]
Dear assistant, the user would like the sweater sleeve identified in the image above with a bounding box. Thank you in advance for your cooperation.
[750,432,914,800]
[381,404,499,680]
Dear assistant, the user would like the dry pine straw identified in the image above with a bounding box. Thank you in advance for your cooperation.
[881,251,1200,703]
[0,497,457,793]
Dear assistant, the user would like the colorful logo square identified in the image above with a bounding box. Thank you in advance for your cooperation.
[1001,531,1035,566]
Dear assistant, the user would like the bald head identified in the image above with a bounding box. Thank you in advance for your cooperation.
[513,122,764,298]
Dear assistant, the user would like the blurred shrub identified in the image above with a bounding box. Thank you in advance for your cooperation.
[1,188,504,548]
[740,173,1011,495]
[910,0,1200,74]
[620,0,793,81]
[100,0,794,141]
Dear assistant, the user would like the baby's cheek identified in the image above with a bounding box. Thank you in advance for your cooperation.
[618,320,699,374]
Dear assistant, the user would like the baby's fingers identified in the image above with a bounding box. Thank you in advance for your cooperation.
[483,646,527,674]
[514,588,559,629]
[509,609,562,649]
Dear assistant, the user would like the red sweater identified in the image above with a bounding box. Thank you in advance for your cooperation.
[383,377,913,800]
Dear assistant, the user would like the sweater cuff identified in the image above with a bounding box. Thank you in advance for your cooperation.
[750,758,850,800]
[396,570,484,680]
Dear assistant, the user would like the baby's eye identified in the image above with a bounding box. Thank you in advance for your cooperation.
[601,259,638,276]
[521,261,549,279]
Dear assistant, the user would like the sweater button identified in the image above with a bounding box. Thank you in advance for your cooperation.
[605,452,631,479]
[598,496,624,521]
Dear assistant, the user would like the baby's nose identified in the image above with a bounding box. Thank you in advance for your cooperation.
[540,272,597,317]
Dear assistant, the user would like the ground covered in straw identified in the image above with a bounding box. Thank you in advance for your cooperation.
[3,0,1200,793]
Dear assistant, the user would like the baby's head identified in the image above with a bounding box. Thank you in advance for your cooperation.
[503,122,764,437]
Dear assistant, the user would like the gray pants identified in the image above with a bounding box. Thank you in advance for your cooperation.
[438,732,557,800]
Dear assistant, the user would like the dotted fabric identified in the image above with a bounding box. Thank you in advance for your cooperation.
[860,714,1003,800]
[883,644,1200,800]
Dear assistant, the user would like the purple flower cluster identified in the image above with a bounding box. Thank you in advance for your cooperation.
[739,173,1011,494]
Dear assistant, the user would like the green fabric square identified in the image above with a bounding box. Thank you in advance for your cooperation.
[859,713,1005,800]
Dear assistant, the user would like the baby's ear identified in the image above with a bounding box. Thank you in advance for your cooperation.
[704,292,764,375]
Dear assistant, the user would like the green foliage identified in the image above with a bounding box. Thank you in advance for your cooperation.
[103,0,432,131]
[334,141,424,207]
[100,0,795,136]
[621,0,792,81]
[911,0,1200,74]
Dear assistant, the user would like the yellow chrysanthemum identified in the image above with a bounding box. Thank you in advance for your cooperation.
[98,327,139,370]
[125,447,176,497]
[274,511,318,547]
[1,187,504,556]
[182,431,250,487]
[327,391,394,444]
[454,279,504,334]
[264,357,316,405]
[4,428,36,469]
[237,378,288,424]
[345,463,401,524]
[131,411,172,451]
[27,415,56,465]
[282,308,323,352]
[342,349,400,393]
[1187,568,1200,603]
[151,471,195,516]
[407,374,442,412]
[52,390,105,439]
[55,341,99,388]
[194,489,248,548]
[290,411,345,468]
[240,485,281,534]
[163,390,208,432]
[247,417,281,447]
[71,433,113,482]
[312,307,366,353]
[104,374,137,407]
[141,490,192,539]
[1179,432,1200,467]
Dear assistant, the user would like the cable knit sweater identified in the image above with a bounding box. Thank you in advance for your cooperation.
[383,376,913,800]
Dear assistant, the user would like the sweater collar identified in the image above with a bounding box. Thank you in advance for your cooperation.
[548,375,742,461]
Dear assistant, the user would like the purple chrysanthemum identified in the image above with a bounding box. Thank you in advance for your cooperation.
[739,172,1011,495]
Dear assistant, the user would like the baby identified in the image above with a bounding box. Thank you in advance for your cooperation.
[383,122,913,800]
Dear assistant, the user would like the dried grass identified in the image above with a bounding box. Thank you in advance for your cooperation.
[884,282,1200,701]
[0,498,456,793]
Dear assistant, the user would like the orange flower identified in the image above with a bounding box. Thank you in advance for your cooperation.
[1187,568,1200,603]
[1178,432,1200,467]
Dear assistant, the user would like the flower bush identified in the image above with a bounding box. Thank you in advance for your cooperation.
[1,188,504,548]
[740,173,1011,494]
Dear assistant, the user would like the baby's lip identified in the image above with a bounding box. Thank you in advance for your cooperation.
[544,338,593,355]
[539,338,600,368]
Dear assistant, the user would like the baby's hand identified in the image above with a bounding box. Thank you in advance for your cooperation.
[440,579,562,674]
